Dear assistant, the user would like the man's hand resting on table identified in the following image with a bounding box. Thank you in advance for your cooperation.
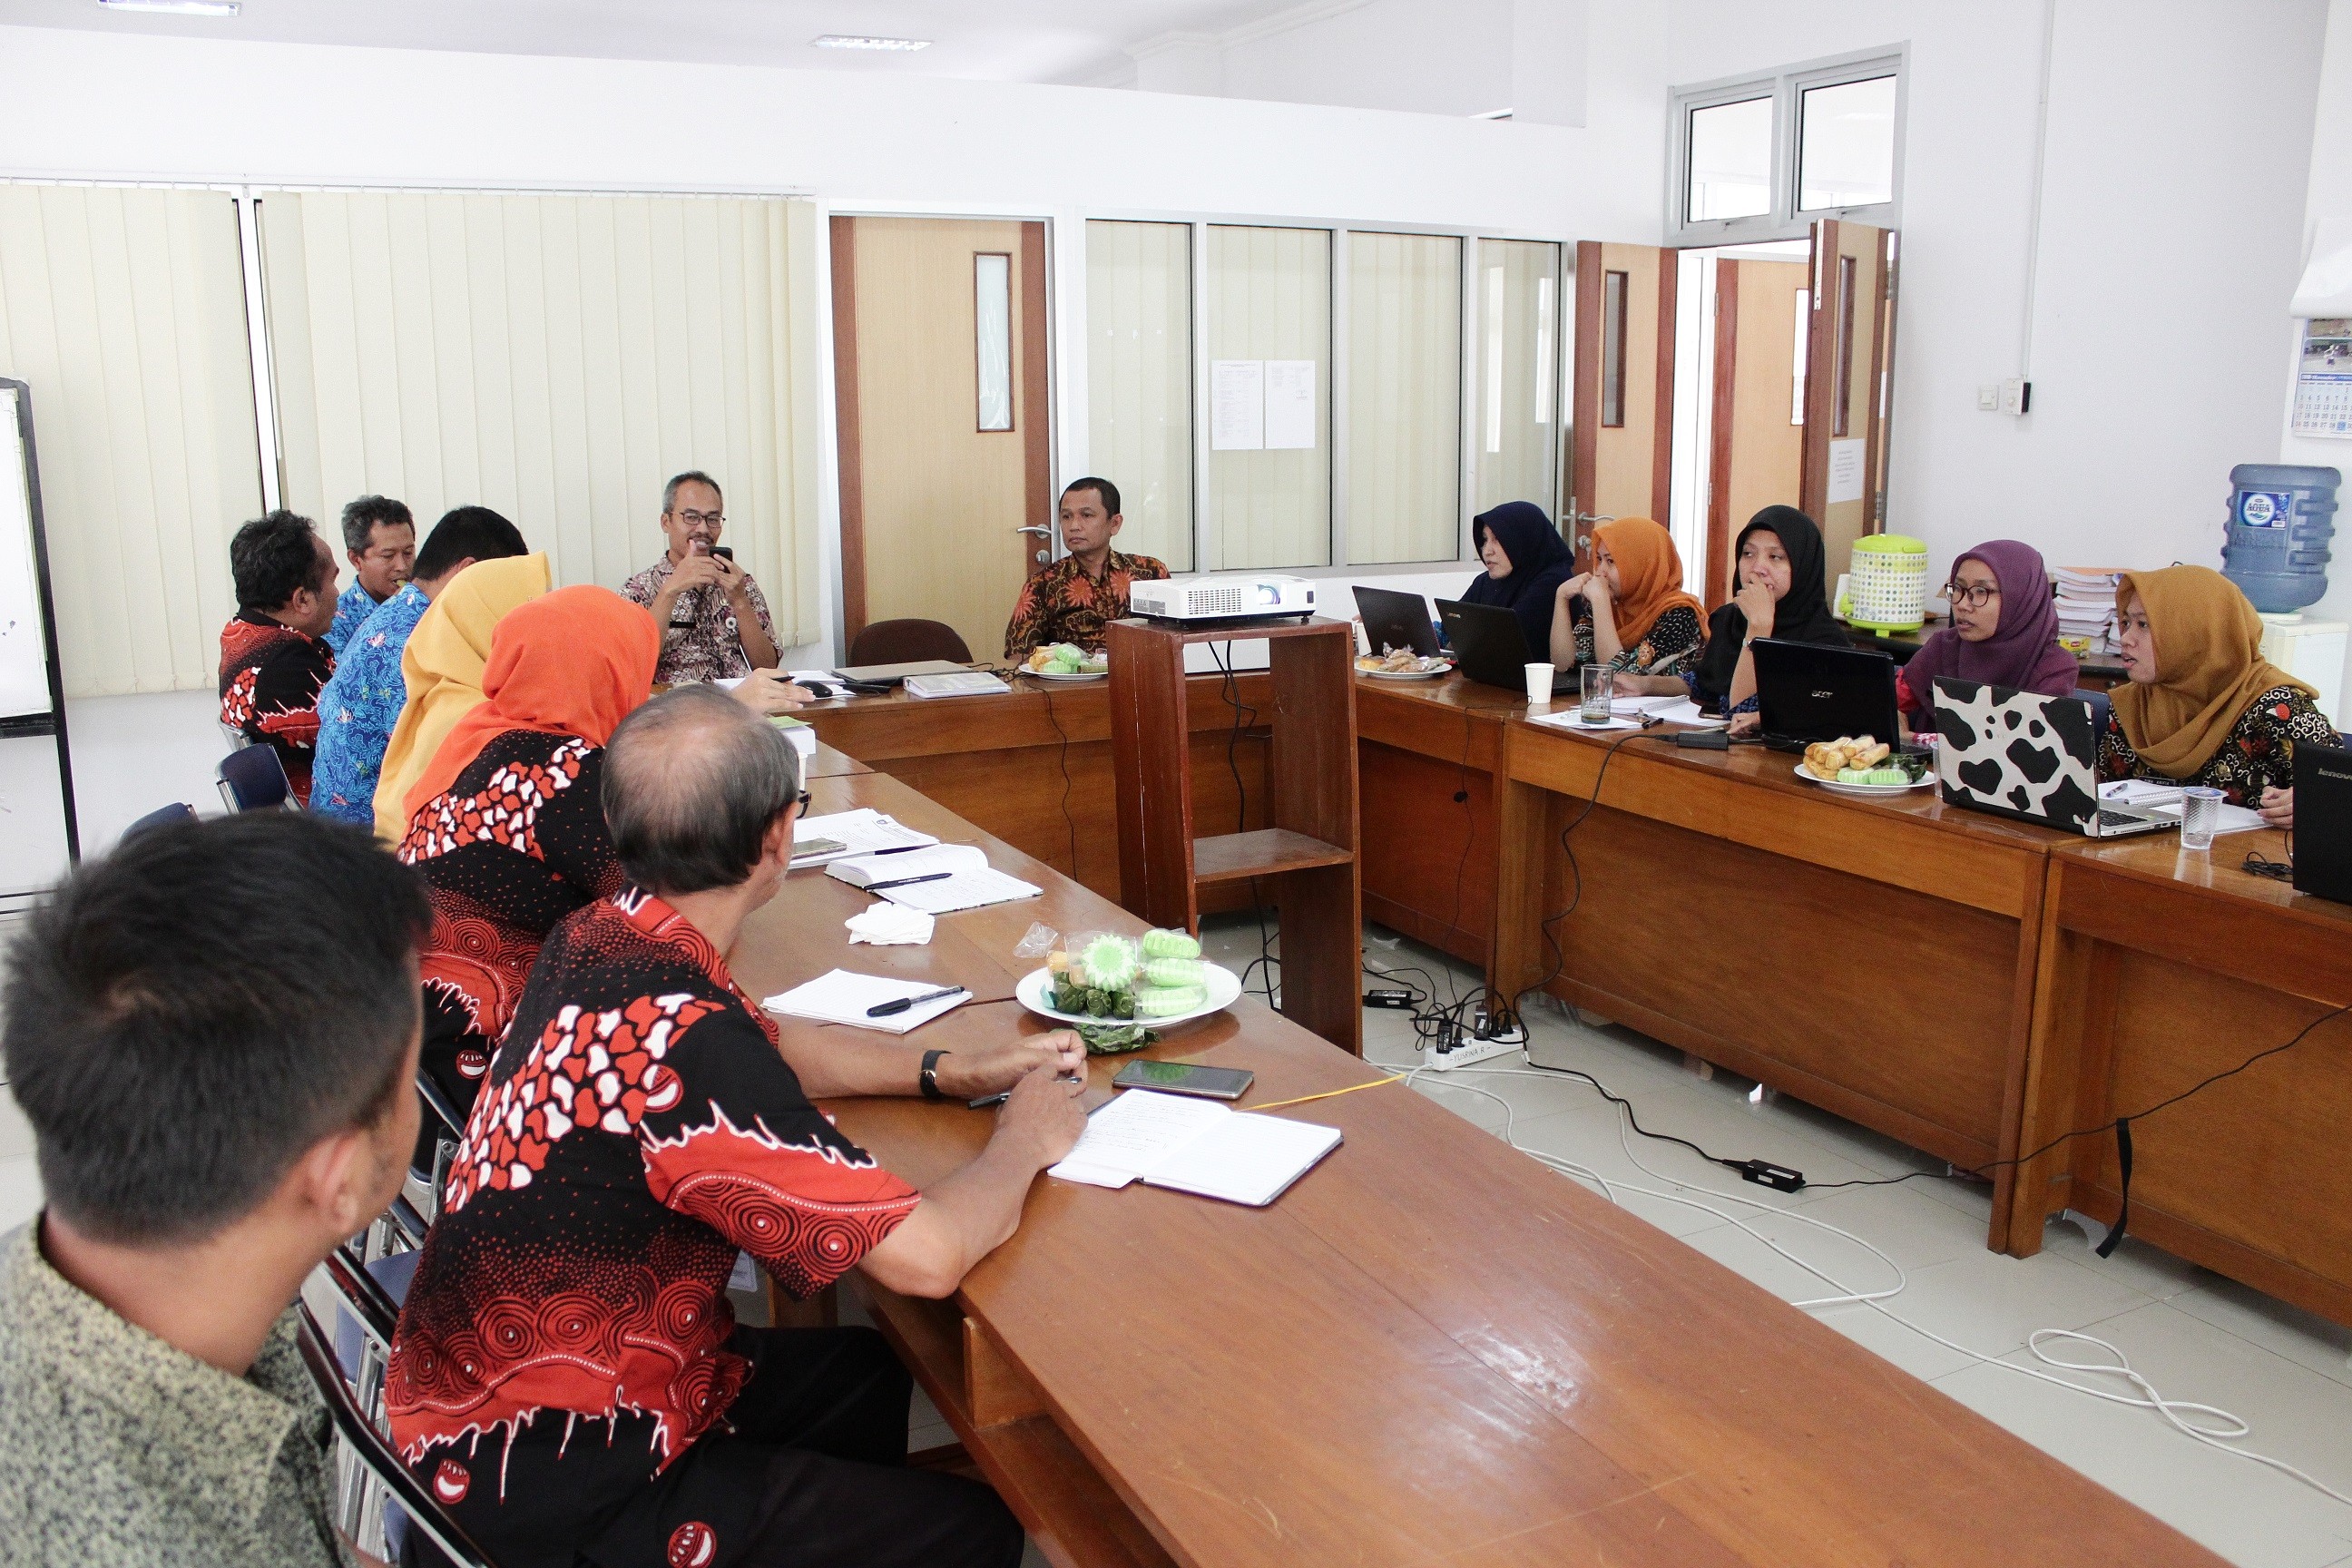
[936,1030,1087,1099]
[729,667,812,715]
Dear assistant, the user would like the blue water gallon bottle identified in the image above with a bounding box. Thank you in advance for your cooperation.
[2222,464,2338,612]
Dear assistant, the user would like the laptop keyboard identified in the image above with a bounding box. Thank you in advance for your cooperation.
[2095,808,2153,831]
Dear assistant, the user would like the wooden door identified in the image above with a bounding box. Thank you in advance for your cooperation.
[1704,258,1808,609]
[832,216,1051,661]
[1798,220,1895,595]
[1569,241,1675,562]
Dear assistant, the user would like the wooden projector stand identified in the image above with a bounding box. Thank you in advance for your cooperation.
[1106,615,1362,1056]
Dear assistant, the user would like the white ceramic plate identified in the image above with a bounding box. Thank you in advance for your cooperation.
[1026,667,1108,682]
[1792,762,1933,796]
[1357,662,1452,681]
[1015,963,1244,1028]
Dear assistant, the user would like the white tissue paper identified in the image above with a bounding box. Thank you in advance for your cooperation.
[846,904,935,946]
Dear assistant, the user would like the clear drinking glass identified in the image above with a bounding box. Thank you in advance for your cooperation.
[1580,663,1612,722]
[2180,786,2224,851]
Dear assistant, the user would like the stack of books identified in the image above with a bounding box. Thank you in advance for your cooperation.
[2054,567,2126,652]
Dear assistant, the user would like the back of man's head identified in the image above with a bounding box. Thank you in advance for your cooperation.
[1,814,431,1246]
[339,495,414,554]
[603,685,801,897]
[414,505,529,584]
[230,510,328,612]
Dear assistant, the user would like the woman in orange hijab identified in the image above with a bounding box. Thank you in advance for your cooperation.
[396,586,662,1154]
[1546,516,1707,694]
[2101,565,2338,828]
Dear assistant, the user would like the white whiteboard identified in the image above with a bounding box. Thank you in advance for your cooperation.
[0,385,53,721]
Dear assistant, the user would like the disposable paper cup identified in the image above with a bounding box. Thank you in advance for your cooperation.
[1524,662,1555,704]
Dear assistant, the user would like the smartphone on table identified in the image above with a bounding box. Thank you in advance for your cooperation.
[1111,1060,1255,1101]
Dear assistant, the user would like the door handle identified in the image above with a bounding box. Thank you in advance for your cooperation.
[1014,525,1053,537]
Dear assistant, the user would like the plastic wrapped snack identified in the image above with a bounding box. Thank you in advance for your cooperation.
[1140,927,1201,961]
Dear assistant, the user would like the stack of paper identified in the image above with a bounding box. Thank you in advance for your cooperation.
[2055,568,2126,652]
[791,808,938,868]
[827,844,1041,915]
[1049,1090,1343,1207]
[1527,710,1638,732]
[762,969,969,1034]
[846,904,935,946]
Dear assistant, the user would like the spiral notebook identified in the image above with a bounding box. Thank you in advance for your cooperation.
[825,844,1041,915]
[1048,1090,1342,1207]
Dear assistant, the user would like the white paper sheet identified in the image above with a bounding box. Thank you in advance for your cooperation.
[826,843,986,887]
[1827,437,1867,504]
[1049,1090,1230,1189]
[881,867,1043,915]
[1527,710,1637,731]
[791,808,936,867]
[761,969,969,1034]
[1264,360,1318,449]
[1146,1114,1344,1207]
[1210,360,1265,450]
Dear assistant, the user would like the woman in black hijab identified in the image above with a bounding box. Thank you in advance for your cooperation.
[1460,501,1577,658]
[1685,505,1849,727]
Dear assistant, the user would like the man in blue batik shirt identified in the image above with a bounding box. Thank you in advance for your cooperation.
[325,495,416,655]
[311,506,530,828]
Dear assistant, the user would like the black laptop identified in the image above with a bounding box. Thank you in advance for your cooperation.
[1353,584,1444,658]
[1749,639,1900,750]
[1436,599,1573,695]
[2293,741,2352,904]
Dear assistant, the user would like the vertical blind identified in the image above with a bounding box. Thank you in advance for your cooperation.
[1084,220,1194,572]
[1205,225,1330,571]
[1348,231,1462,564]
[1473,238,1562,515]
[0,185,264,697]
[260,191,823,643]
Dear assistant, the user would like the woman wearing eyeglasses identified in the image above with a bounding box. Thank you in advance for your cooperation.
[1896,541,2080,735]
[2101,565,2337,829]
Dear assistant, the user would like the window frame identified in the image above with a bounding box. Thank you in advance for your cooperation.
[1667,47,1906,247]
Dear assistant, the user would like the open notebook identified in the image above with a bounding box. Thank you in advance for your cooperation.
[1049,1090,1342,1207]
[826,843,1041,915]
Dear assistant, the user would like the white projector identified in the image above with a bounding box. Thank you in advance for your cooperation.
[1128,573,1318,622]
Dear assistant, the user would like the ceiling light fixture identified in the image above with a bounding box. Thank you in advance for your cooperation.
[96,0,242,15]
[812,34,931,52]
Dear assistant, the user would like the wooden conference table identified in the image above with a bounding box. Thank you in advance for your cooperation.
[728,766,2217,1567]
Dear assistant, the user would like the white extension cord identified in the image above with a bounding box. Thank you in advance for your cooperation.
[1371,1049,2352,1513]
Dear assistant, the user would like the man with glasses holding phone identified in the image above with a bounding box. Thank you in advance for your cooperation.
[622,470,784,683]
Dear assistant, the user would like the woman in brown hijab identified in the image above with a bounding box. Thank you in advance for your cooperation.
[2100,565,2339,828]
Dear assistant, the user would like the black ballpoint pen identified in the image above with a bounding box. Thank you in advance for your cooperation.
[867,985,966,1018]
[863,871,951,893]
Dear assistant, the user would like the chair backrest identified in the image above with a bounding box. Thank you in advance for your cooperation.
[848,618,974,667]
[217,745,293,812]
[293,1303,498,1568]
[121,802,199,841]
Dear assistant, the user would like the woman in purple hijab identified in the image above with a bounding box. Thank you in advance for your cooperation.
[1897,539,2081,734]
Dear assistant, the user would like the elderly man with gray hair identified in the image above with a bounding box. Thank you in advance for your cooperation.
[385,685,1083,1568]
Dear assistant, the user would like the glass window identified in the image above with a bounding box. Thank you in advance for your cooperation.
[1600,270,1629,428]
[1798,74,1897,211]
[1205,225,1331,571]
[1685,97,1773,224]
[974,253,1013,431]
[1084,220,1193,570]
[1474,238,1561,514]
[1348,231,1461,565]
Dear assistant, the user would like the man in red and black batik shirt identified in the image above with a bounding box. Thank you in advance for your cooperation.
[387,686,1085,1568]
[220,511,340,806]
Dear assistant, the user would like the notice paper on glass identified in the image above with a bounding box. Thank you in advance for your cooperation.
[1263,360,1318,449]
[1826,437,1867,505]
[1048,1090,1343,1207]
[1210,359,1265,450]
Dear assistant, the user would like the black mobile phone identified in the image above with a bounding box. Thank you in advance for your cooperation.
[1112,1060,1255,1101]
[710,545,734,561]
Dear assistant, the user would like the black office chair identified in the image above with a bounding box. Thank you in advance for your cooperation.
[121,802,199,839]
[217,746,295,812]
[847,618,973,666]
[414,1073,468,1217]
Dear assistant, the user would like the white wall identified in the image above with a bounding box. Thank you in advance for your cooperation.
[1669,0,2326,590]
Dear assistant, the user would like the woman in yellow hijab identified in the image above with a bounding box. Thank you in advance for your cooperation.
[370,553,552,838]
[2101,565,2339,828]
[1546,516,1707,692]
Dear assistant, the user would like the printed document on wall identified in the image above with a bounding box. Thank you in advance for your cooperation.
[2292,318,2352,437]
[1210,360,1265,450]
[1264,360,1318,450]
[1826,437,1867,505]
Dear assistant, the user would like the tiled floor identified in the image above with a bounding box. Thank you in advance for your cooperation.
[5,919,2350,1567]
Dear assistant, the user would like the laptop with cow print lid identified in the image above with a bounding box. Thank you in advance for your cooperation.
[1929,679,2175,838]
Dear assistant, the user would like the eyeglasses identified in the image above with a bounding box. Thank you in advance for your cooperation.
[670,509,724,529]
[1942,582,2000,611]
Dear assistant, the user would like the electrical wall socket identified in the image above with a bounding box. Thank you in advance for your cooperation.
[1999,377,2032,416]
[1976,384,1999,411]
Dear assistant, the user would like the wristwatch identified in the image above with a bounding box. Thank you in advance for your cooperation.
[918,1049,948,1102]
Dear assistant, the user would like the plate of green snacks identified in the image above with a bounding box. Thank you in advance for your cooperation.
[1018,928,1242,1029]
[1022,643,1110,681]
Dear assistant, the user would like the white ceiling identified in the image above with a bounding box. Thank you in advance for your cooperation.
[0,0,1308,83]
